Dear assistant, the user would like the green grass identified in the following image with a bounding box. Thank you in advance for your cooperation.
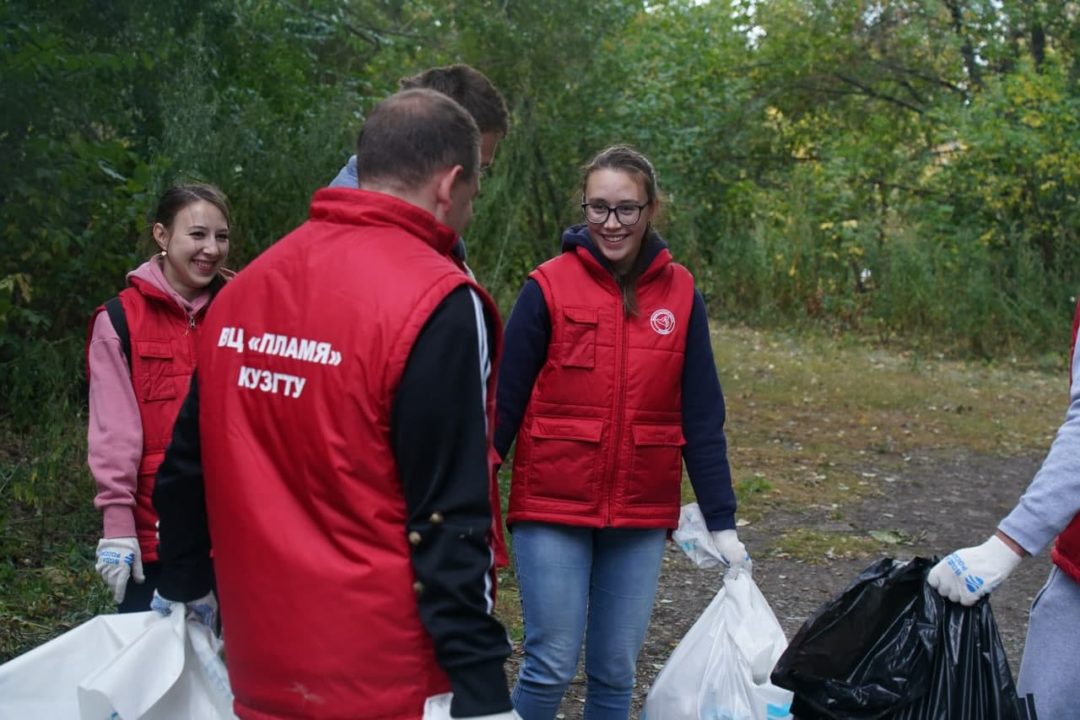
[708,324,1063,564]
[767,527,926,565]
[494,568,524,643]
[0,541,113,660]
[1,409,114,662]
[715,325,1062,526]
[769,528,883,564]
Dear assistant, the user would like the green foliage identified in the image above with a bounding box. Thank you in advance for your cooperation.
[0,337,106,662]
[4,0,1078,368]
[2,337,89,538]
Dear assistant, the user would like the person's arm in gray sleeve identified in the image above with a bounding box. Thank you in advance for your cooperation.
[929,335,1080,606]
[998,338,1080,554]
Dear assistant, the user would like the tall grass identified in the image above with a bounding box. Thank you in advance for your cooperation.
[632,183,1075,358]
[0,338,110,662]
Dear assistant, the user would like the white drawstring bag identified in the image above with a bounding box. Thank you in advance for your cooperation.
[0,609,234,719]
[643,504,793,720]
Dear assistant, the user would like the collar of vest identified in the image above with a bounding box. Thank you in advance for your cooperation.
[309,188,460,258]
[562,223,672,281]
[566,237,674,289]
[127,275,197,318]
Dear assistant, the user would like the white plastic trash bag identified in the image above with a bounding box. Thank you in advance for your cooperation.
[643,504,793,720]
[0,609,235,719]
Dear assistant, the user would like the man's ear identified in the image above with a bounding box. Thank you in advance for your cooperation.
[433,164,465,214]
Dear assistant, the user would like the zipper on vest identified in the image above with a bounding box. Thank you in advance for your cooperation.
[607,303,629,526]
[188,315,196,331]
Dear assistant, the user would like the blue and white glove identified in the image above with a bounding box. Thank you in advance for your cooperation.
[151,589,218,631]
[927,535,1023,606]
[95,537,143,604]
[710,530,752,579]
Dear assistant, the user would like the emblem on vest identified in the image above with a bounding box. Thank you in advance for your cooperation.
[649,308,676,335]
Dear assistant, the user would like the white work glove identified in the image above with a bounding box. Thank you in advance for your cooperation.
[95,537,143,604]
[927,535,1023,606]
[151,589,219,631]
[710,529,752,579]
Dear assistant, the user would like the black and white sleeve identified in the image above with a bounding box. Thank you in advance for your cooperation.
[391,284,512,717]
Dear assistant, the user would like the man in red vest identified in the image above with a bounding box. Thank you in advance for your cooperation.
[152,88,514,719]
[928,307,1080,720]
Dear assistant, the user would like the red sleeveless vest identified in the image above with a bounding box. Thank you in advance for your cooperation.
[196,189,502,719]
[88,277,208,561]
[507,244,696,529]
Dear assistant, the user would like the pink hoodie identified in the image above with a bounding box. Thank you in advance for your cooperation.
[87,257,212,539]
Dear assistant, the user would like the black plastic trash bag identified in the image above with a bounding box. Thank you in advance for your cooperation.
[770,557,1037,720]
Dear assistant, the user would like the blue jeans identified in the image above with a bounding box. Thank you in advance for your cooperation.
[511,522,667,720]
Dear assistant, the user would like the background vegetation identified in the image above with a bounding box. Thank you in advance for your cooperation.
[2,0,1078,659]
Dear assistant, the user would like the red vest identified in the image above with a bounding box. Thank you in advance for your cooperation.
[1052,299,1080,582]
[196,189,502,720]
[507,245,696,529]
[88,278,209,561]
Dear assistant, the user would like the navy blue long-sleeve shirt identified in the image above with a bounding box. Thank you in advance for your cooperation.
[494,229,737,531]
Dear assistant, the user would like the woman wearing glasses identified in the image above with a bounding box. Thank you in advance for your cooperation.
[494,144,748,717]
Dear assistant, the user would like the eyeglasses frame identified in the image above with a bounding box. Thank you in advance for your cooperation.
[581,201,649,227]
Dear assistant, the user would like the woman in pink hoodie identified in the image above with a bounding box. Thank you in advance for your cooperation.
[86,184,232,612]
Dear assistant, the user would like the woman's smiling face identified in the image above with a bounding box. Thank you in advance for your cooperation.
[154,199,230,301]
[583,168,654,275]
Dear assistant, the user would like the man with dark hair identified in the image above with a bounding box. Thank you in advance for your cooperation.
[330,64,509,277]
[153,88,515,719]
[400,65,509,139]
[332,64,508,188]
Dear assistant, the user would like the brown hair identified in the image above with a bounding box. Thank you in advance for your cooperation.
[581,145,663,316]
[154,183,231,230]
[357,88,480,192]
[400,64,509,138]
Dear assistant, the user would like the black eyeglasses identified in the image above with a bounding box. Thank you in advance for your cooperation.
[582,202,648,226]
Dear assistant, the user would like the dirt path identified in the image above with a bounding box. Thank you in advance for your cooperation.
[535,449,1052,717]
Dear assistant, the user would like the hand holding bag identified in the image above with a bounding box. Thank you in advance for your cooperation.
[643,503,793,720]
[770,557,1037,720]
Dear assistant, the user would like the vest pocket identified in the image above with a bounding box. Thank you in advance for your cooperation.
[626,424,685,506]
[526,415,604,503]
[134,340,176,402]
[561,306,598,369]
